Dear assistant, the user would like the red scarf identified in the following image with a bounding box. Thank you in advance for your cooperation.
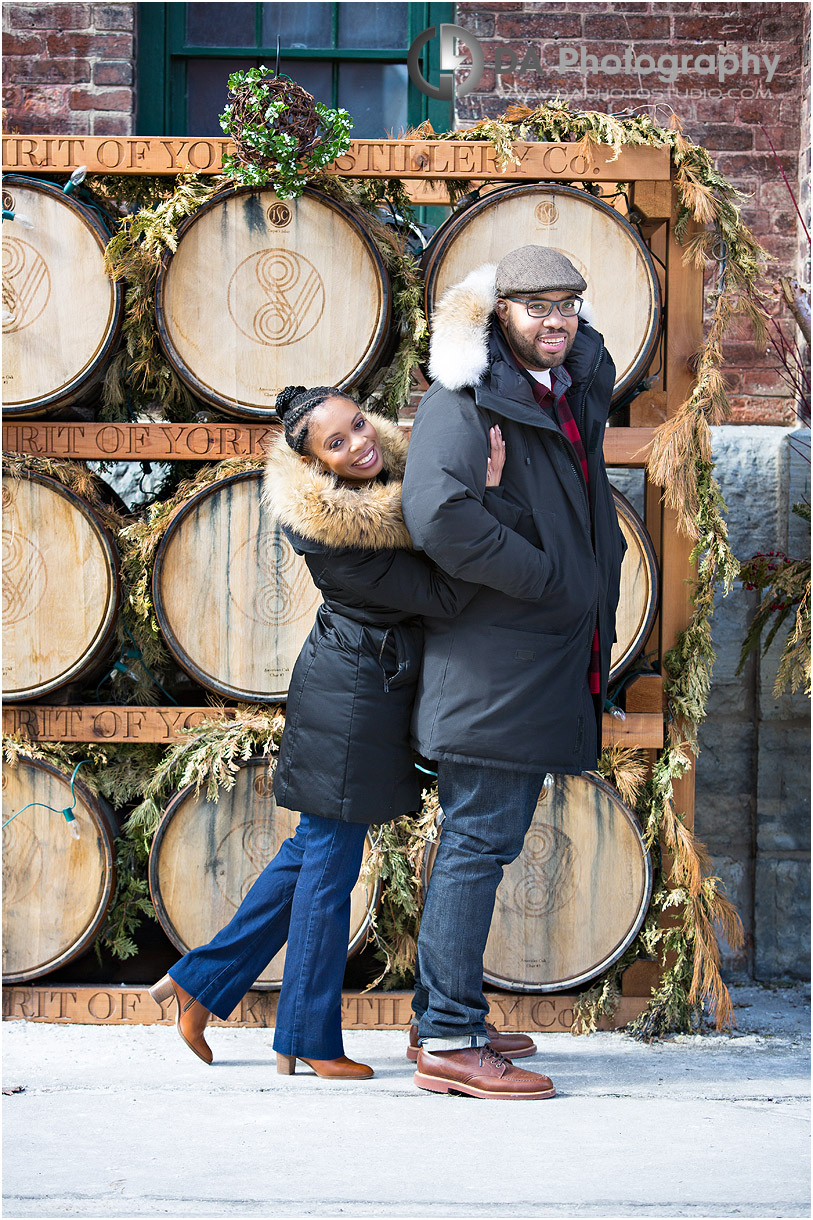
[529,377,601,696]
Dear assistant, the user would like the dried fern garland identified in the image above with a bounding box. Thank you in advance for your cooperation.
[738,503,811,697]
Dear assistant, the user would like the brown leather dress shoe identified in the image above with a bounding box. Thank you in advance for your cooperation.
[414,1045,555,1100]
[406,1021,537,1062]
[276,1053,374,1079]
[149,974,213,1066]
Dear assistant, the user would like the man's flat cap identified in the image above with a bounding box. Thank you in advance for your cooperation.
[495,245,587,295]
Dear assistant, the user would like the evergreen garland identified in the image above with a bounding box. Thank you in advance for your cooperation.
[102,175,227,422]
[2,738,166,961]
[114,456,266,703]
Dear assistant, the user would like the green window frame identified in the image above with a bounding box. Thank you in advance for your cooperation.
[135,2,454,138]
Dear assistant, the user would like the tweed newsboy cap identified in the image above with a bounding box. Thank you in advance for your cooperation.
[495,245,587,295]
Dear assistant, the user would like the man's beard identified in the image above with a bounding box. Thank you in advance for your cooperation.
[502,314,576,370]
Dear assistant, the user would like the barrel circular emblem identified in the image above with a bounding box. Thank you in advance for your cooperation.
[2,530,48,626]
[214,820,286,908]
[226,531,320,628]
[227,249,325,346]
[253,773,275,799]
[2,238,51,333]
[534,200,559,227]
[266,203,292,227]
[504,824,580,917]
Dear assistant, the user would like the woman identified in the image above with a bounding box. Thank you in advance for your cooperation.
[150,385,505,1080]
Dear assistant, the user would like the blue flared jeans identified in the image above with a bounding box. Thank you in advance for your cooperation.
[168,812,368,1060]
[413,760,549,1048]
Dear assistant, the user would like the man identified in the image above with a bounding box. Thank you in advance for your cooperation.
[402,246,625,1100]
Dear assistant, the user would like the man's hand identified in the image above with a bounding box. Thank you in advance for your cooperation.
[485,425,506,488]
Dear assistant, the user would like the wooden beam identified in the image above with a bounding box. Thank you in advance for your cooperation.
[630,179,674,221]
[3,704,663,748]
[3,421,656,465]
[602,427,654,467]
[2,420,278,462]
[602,712,663,748]
[624,674,664,716]
[2,135,671,181]
[2,705,239,743]
[657,182,704,833]
[2,984,650,1030]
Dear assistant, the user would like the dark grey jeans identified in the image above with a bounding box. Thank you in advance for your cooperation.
[413,760,549,1049]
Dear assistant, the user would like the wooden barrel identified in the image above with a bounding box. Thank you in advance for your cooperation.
[423,184,661,404]
[2,176,124,417]
[148,758,380,989]
[2,758,118,982]
[152,470,321,700]
[423,771,652,993]
[2,472,121,701]
[611,487,659,682]
[155,186,393,419]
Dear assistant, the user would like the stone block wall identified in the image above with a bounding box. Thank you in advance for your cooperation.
[2,2,135,136]
[693,428,810,981]
[610,426,810,981]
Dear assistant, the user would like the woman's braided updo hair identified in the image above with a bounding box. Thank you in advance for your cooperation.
[275,385,354,455]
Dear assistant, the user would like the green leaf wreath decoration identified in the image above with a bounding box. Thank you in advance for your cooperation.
[219,67,352,198]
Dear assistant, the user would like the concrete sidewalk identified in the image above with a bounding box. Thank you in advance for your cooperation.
[2,983,810,1219]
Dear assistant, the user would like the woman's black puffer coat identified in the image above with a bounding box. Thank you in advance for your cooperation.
[263,417,476,824]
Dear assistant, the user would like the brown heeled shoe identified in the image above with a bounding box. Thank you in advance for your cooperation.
[276,1053,374,1079]
[149,974,213,1066]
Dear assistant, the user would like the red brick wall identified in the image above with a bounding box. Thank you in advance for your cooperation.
[455,1,808,424]
[799,8,811,291]
[2,3,135,137]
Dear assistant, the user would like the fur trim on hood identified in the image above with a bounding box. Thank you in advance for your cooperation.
[428,263,497,392]
[428,262,594,392]
[263,413,412,551]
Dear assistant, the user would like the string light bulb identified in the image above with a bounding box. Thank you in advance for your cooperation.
[62,809,81,840]
[63,165,87,195]
[2,208,34,229]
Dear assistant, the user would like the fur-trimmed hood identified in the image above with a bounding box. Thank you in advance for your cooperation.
[263,413,412,551]
[428,262,594,393]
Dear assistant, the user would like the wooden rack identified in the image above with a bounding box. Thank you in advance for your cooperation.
[2,140,701,1030]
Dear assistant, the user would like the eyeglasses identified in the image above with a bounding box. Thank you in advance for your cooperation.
[502,296,583,319]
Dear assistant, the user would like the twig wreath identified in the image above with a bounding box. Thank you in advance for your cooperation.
[219,66,353,197]
[8,97,803,1035]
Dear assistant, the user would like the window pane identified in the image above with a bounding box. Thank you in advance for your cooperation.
[338,3,408,49]
[279,59,333,105]
[262,2,333,50]
[187,57,258,135]
[186,3,256,47]
[338,62,408,138]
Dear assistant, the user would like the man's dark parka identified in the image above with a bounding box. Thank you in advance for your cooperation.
[402,263,625,774]
[263,416,475,824]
